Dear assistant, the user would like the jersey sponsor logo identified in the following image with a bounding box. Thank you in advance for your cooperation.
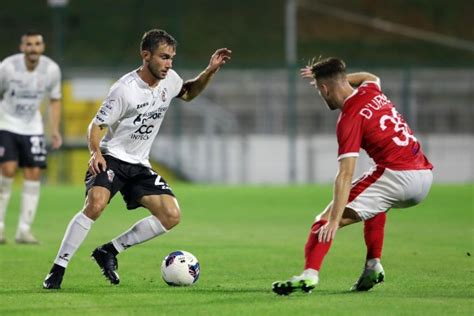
[14,90,40,99]
[134,125,155,134]
[102,98,116,111]
[130,110,165,140]
[136,102,149,109]
[14,103,37,118]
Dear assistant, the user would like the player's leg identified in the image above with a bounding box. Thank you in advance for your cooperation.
[113,194,179,252]
[364,212,386,262]
[0,130,20,244]
[350,212,387,291]
[272,205,361,295]
[0,161,17,244]
[351,169,433,291]
[43,186,111,289]
[14,134,47,243]
[96,194,179,261]
[91,171,178,285]
[15,167,41,243]
[91,195,178,285]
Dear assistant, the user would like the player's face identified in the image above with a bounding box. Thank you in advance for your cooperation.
[20,35,45,63]
[146,44,176,80]
[316,81,338,111]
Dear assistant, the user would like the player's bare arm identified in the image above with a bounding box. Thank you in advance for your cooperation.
[87,122,107,175]
[346,72,380,87]
[49,99,62,149]
[179,48,232,101]
[318,157,357,243]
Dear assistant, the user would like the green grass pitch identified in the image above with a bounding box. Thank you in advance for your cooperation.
[1,184,472,315]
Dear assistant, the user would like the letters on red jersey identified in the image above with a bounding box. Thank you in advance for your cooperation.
[336,81,433,170]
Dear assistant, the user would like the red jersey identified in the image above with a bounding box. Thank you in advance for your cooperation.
[336,81,433,170]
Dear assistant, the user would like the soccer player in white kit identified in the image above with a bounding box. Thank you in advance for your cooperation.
[272,57,433,295]
[0,31,62,244]
[43,29,231,289]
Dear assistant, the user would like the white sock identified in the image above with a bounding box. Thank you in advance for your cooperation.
[54,211,94,268]
[17,180,41,234]
[112,216,167,253]
[366,258,381,268]
[0,176,14,232]
[302,268,320,283]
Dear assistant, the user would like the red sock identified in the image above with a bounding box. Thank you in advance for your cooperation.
[364,212,386,260]
[304,220,332,271]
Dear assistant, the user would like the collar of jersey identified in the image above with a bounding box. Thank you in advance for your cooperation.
[343,88,359,106]
[132,68,160,90]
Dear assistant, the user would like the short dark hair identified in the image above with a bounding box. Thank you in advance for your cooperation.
[140,29,177,53]
[22,30,43,37]
[310,57,346,80]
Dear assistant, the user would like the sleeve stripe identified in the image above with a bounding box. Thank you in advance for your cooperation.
[361,80,381,89]
[337,152,359,160]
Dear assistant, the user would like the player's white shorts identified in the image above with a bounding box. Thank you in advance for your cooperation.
[343,166,432,221]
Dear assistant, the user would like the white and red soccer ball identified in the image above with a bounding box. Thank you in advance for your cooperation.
[161,250,200,286]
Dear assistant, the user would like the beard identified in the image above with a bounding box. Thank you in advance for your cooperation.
[25,52,40,63]
[323,97,339,111]
[147,63,166,80]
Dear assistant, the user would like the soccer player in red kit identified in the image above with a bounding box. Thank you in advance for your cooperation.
[272,57,433,295]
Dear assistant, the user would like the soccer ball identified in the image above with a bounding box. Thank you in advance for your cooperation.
[161,250,200,286]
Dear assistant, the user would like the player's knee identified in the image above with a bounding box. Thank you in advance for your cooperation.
[162,206,181,230]
[84,193,108,220]
[1,166,16,178]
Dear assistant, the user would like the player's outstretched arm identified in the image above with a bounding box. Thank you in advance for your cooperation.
[49,99,62,149]
[179,48,232,102]
[318,157,357,243]
[346,72,380,87]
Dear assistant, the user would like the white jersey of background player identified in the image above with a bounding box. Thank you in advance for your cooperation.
[43,29,231,289]
[94,68,182,167]
[0,53,61,134]
[0,31,62,244]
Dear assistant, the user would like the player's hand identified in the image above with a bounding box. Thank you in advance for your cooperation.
[89,151,107,175]
[51,131,62,149]
[316,221,339,243]
[300,66,316,86]
[208,48,232,72]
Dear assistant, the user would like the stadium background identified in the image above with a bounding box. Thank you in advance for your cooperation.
[0,2,473,315]
[0,0,472,184]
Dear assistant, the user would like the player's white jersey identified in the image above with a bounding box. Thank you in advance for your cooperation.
[0,54,61,135]
[93,69,183,167]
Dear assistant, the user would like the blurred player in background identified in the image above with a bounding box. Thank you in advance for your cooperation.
[43,29,231,289]
[0,31,62,244]
[272,57,433,295]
